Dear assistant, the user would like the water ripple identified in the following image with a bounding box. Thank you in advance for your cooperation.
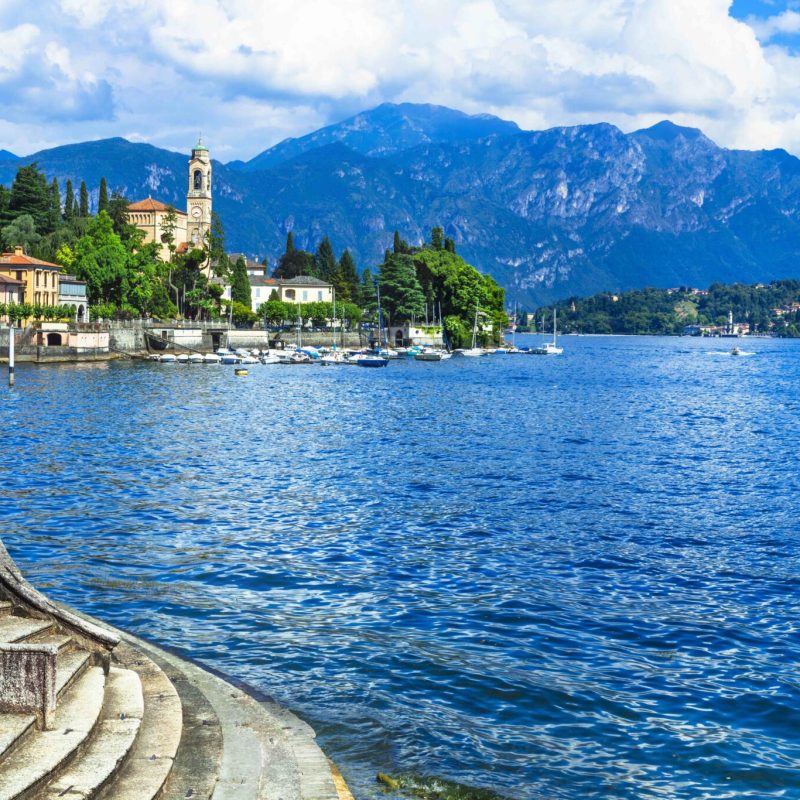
[1,336,800,799]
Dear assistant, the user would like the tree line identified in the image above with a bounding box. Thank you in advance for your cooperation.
[0,162,506,340]
[531,281,800,337]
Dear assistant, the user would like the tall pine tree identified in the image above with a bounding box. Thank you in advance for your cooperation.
[79,181,89,216]
[9,163,50,231]
[48,178,61,232]
[98,177,109,214]
[314,236,337,281]
[337,249,359,301]
[64,180,76,223]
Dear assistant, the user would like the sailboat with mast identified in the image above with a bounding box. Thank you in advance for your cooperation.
[454,303,485,357]
[530,309,563,355]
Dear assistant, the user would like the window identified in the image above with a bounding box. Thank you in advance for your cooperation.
[317,291,323,301]
[302,290,308,301]
[285,289,295,300]
[193,170,202,191]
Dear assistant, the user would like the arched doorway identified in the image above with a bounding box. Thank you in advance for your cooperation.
[77,305,85,322]
[46,333,62,346]
[395,329,403,346]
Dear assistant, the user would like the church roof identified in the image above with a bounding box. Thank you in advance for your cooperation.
[128,198,187,215]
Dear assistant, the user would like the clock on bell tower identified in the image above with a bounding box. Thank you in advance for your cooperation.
[186,138,212,247]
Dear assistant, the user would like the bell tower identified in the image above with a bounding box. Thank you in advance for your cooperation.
[186,138,212,248]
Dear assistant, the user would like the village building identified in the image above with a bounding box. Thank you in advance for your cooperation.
[0,274,24,308]
[129,140,213,260]
[220,274,334,314]
[58,275,89,322]
[0,247,61,306]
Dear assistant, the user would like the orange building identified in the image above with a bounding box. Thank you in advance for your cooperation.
[0,247,61,306]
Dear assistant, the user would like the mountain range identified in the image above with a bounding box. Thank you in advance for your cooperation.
[3,102,800,307]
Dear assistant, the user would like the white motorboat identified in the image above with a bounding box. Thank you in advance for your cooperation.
[320,352,348,365]
[454,348,484,357]
[203,353,222,364]
[220,354,240,364]
[414,349,443,362]
[176,353,190,364]
[188,353,204,364]
[260,354,280,364]
[159,353,177,363]
[241,356,259,365]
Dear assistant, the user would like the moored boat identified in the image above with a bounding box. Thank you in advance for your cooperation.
[356,354,389,367]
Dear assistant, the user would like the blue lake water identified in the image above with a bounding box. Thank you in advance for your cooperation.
[2,335,800,799]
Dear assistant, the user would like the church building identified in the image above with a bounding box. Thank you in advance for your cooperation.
[128,140,213,260]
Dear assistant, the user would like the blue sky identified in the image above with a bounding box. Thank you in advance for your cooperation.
[2,1,800,161]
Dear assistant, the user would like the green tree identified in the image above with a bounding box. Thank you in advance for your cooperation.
[378,253,425,324]
[393,230,410,255]
[72,211,129,306]
[273,232,314,279]
[64,180,76,224]
[230,255,252,307]
[107,192,131,236]
[79,181,89,217]
[48,178,61,231]
[98,177,109,214]
[431,226,444,251]
[337,249,359,301]
[9,163,50,231]
[2,214,40,253]
[314,236,337,281]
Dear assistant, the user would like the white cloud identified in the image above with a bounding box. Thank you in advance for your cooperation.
[2,0,800,159]
[747,9,800,40]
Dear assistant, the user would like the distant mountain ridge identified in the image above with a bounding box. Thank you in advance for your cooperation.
[239,103,521,171]
[3,104,800,306]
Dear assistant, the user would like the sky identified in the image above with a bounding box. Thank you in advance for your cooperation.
[2,0,800,161]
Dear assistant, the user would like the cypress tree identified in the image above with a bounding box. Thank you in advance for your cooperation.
[79,181,89,216]
[393,230,411,255]
[64,180,76,222]
[285,231,295,255]
[48,178,61,231]
[445,237,456,253]
[431,226,444,250]
[230,255,252,308]
[98,177,109,214]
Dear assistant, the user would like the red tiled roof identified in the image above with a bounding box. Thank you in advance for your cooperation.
[0,253,61,268]
[128,198,186,215]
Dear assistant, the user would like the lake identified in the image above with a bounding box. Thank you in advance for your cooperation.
[2,334,800,799]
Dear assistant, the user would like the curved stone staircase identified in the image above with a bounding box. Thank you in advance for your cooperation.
[0,542,351,800]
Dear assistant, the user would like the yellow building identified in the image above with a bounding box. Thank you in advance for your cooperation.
[129,140,213,260]
[0,247,61,306]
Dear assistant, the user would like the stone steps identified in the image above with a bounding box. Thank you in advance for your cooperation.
[0,617,53,644]
[40,667,144,799]
[0,666,106,800]
[94,644,183,800]
[0,574,350,800]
